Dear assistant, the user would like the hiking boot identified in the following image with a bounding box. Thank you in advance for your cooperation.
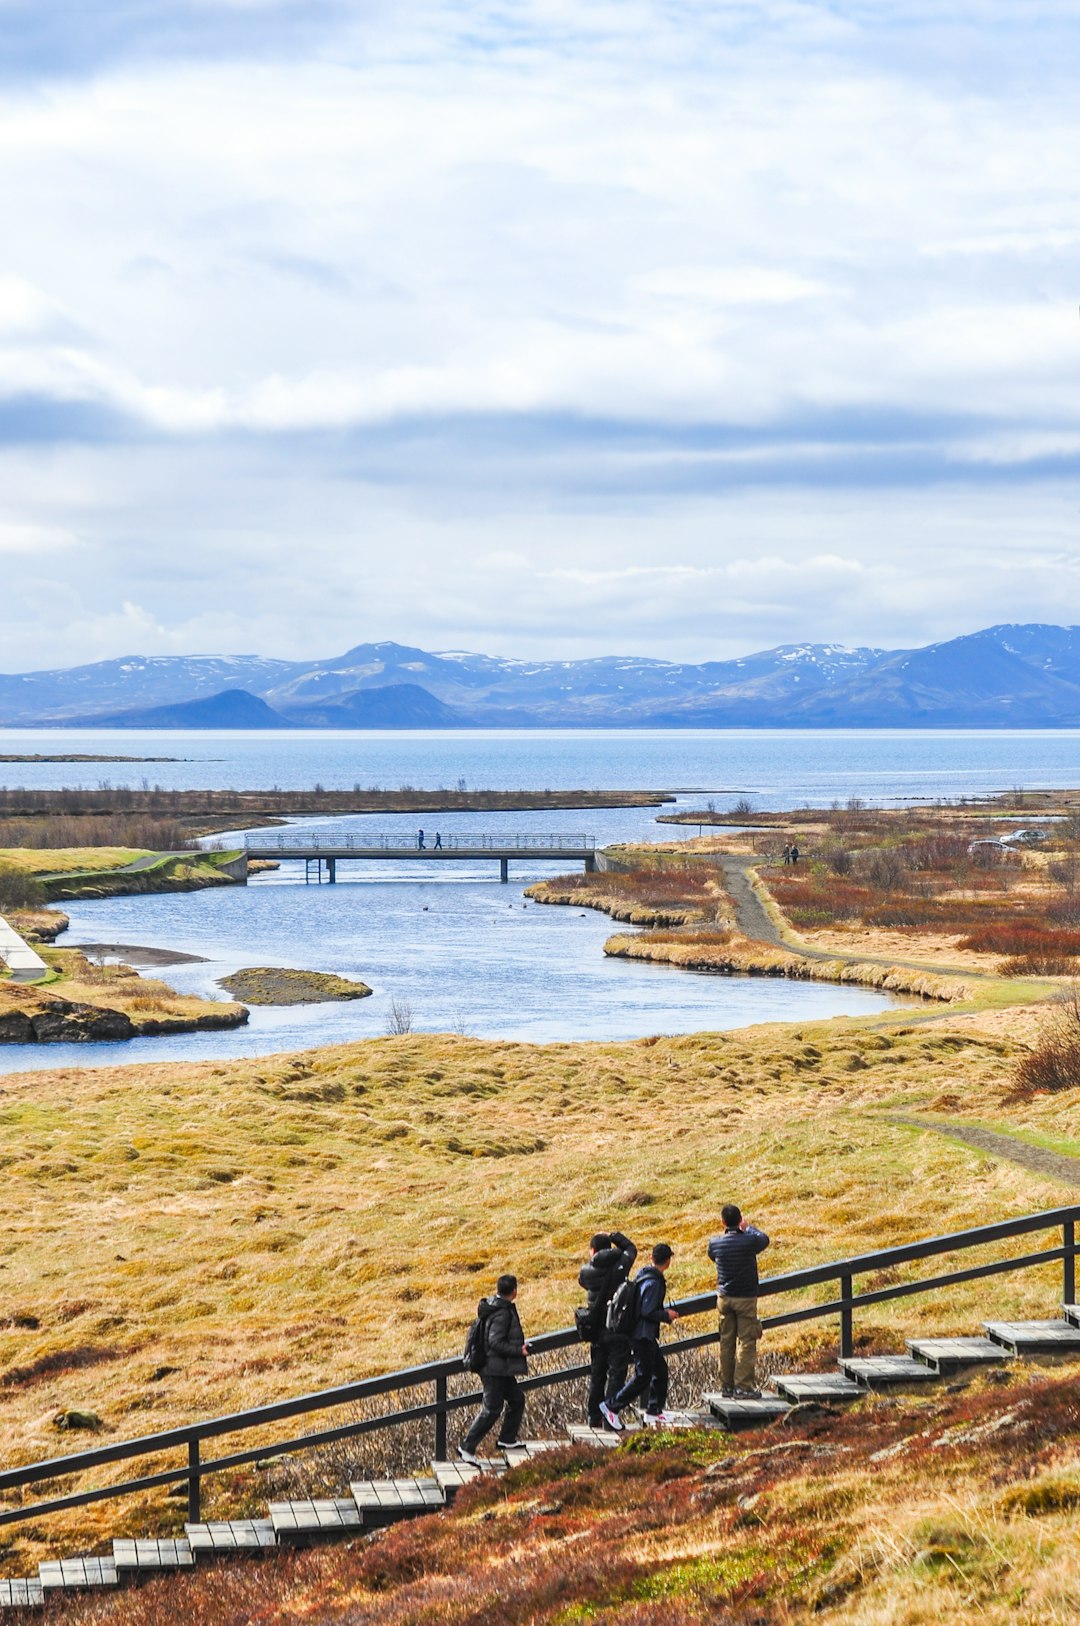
[720,1387,735,1398]
[495,1439,520,1450]
[599,1401,624,1433]
[733,1387,762,1400]
[457,1445,481,1466]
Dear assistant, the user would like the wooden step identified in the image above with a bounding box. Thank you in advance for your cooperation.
[113,1538,194,1578]
[984,1319,1080,1356]
[185,1519,277,1556]
[38,1557,118,1595]
[566,1423,622,1448]
[906,1336,1011,1375]
[432,1458,506,1499]
[1061,1303,1080,1328]
[772,1372,864,1403]
[500,1440,568,1463]
[838,1356,938,1390]
[0,1580,43,1611]
[268,1498,362,1542]
[703,1392,790,1429]
[350,1478,444,1526]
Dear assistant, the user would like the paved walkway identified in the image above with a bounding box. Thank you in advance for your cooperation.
[0,915,48,981]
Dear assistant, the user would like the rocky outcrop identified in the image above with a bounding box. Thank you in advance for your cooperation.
[0,999,134,1043]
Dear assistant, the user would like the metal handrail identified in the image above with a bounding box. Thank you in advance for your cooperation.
[0,1206,1075,1530]
[244,832,595,852]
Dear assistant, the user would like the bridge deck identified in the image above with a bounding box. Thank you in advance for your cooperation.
[244,833,596,861]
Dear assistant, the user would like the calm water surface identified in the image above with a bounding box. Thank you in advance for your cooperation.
[4,726,1063,1072]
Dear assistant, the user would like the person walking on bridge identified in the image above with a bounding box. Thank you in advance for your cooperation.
[707,1206,769,1399]
[578,1229,637,1431]
[417,828,426,849]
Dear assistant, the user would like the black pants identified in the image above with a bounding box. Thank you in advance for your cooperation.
[613,1337,668,1415]
[587,1333,631,1423]
[462,1374,525,1452]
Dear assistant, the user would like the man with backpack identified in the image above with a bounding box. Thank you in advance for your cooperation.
[578,1229,637,1430]
[707,1205,770,1398]
[459,1274,529,1465]
[601,1243,680,1431]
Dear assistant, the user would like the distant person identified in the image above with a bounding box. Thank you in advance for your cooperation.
[789,844,799,866]
[459,1274,529,1464]
[433,831,443,849]
[417,828,426,850]
[707,1205,770,1399]
[578,1229,637,1431]
[781,844,791,866]
[602,1243,680,1430]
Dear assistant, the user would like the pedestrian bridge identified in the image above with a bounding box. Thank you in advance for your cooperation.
[242,831,598,883]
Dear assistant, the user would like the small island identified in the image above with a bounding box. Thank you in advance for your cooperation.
[218,967,373,1005]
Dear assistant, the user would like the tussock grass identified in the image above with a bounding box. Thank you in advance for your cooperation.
[0,1019,1070,1570]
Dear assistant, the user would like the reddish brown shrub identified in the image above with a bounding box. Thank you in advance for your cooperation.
[959,924,1080,958]
[1014,988,1080,1094]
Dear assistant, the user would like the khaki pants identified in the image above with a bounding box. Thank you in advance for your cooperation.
[719,1296,761,1389]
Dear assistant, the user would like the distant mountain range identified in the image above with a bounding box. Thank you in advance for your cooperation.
[6,625,1080,728]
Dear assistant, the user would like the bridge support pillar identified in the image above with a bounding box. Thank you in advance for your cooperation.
[327,858,336,884]
[584,853,596,873]
[500,858,509,884]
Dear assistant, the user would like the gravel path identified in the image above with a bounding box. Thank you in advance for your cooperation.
[885,1115,1080,1191]
[718,853,997,981]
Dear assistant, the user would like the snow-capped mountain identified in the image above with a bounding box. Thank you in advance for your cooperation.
[4,626,1080,727]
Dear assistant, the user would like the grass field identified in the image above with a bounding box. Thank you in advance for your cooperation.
[0,1010,1074,1572]
[0,847,148,875]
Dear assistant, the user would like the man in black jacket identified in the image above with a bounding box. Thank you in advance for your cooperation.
[459,1274,529,1465]
[578,1229,637,1430]
[603,1243,680,1430]
[707,1205,770,1398]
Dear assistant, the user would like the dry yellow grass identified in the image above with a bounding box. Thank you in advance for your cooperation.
[0,1016,1074,1570]
[0,847,148,875]
[0,947,245,1033]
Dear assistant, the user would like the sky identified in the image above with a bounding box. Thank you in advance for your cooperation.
[1,0,1079,671]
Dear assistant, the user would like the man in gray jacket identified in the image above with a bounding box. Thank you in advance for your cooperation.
[707,1206,769,1398]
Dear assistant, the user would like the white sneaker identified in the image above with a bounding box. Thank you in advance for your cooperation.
[642,1411,671,1428]
[457,1444,481,1466]
[598,1401,624,1433]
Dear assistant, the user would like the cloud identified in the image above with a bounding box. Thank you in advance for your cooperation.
[2,1,1080,668]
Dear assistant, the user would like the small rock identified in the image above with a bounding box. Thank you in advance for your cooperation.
[987,1368,1013,1385]
[945,1380,970,1394]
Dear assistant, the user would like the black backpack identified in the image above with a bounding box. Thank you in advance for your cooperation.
[463,1304,490,1374]
[606,1275,640,1338]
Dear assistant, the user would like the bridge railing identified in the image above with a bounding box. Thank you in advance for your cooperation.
[0,1208,1075,1533]
[244,832,596,852]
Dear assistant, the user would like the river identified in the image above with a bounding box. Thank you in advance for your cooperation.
[4,725,1060,1070]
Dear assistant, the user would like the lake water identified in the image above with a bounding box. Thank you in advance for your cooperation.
[3,726,1080,805]
[3,726,1071,1072]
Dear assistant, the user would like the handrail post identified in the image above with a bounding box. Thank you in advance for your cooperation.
[434,1373,448,1462]
[840,1273,853,1359]
[187,1438,200,1524]
[1065,1221,1076,1307]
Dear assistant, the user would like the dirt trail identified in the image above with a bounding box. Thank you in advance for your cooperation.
[885,1114,1080,1191]
[718,853,999,982]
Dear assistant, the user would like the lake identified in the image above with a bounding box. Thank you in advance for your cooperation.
[2,727,1067,1071]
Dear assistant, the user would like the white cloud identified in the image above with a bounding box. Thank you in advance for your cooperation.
[1,1,1080,666]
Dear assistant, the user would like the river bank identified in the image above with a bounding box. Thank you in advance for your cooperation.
[0,945,247,1044]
